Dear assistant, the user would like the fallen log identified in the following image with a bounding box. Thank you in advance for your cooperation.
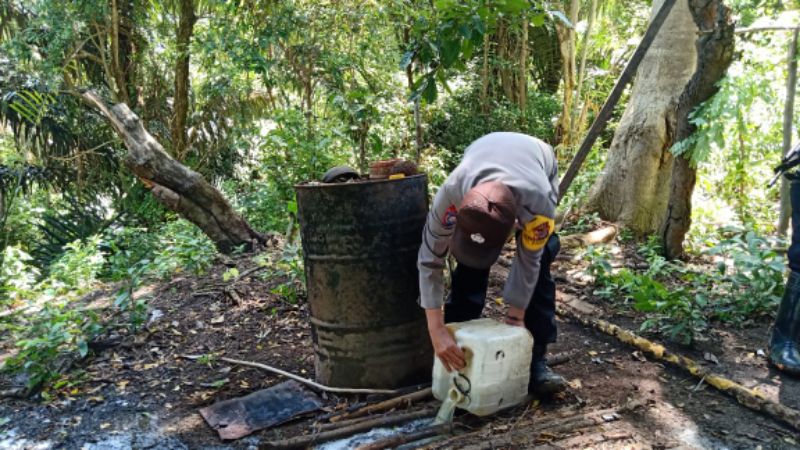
[327,387,432,424]
[560,225,618,248]
[557,302,800,432]
[261,408,435,450]
[179,354,403,395]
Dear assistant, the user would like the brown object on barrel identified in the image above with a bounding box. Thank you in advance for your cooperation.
[389,160,419,177]
[294,174,433,388]
[368,159,401,179]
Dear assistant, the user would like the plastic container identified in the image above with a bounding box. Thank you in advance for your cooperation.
[432,318,533,418]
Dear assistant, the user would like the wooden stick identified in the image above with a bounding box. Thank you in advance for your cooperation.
[261,408,435,450]
[328,387,432,423]
[425,407,619,450]
[557,304,800,432]
[179,354,403,395]
[354,423,450,450]
[558,0,677,199]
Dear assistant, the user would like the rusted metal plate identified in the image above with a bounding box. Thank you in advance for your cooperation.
[295,175,433,388]
[199,380,322,440]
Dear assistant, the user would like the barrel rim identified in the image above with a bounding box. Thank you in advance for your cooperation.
[294,173,427,190]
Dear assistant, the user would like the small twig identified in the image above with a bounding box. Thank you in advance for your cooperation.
[354,423,451,450]
[547,351,573,367]
[191,289,221,297]
[179,354,403,395]
[692,375,707,392]
[328,387,432,423]
[261,408,435,450]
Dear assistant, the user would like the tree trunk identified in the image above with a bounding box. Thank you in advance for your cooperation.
[554,0,580,146]
[481,29,491,114]
[585,0,698,234]
[518,18,528,113]
[660,0,735,259]
[571,0,598,140]
[779,28,799,236]
[80,91,266,254]
[171,0,196,161]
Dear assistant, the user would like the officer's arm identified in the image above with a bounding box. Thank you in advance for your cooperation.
[503,216,555,311]
[417,185,457,310]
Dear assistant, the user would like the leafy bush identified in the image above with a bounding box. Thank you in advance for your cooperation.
[47,235,105,291]
[427,87,560,170]
[3,303,102,389]
[706,230,784,323]
[151,219,217,277]
[583,229,786,345]
[0,245,39,305]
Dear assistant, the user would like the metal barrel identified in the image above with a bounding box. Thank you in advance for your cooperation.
[295,174,433,388]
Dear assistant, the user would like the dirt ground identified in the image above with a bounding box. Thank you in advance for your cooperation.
[1,236,800,449]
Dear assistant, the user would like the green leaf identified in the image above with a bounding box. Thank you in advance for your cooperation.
[422,76,438,103]
[77,340,88,358]
[498,0,529,14]
[530,13,546,27]
[440,37,461,68]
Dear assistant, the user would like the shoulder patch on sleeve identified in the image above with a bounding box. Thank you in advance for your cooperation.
[441,205,458,228]
[522,215,554,251]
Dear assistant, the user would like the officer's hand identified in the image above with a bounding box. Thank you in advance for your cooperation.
[429,325,466,372]
[505,305,525,327]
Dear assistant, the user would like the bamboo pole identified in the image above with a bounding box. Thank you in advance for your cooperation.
[557,304,800,432]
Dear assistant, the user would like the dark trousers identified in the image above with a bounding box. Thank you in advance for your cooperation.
[789,181,800,272]
[444,234,560,348]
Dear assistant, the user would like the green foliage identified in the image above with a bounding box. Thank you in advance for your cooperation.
[1,235,106,389]
[150,219,217,277]
[673,29,791,232]
[405,0,566,103]
[427,87,560,169]
[706,229,785,323]
[583,230,785,345]
[47,235,105,291]
[0,245,38,304]
[260,241,305,305]
[3,302,102,389]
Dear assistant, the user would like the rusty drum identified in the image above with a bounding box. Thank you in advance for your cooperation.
[295,174,433,388]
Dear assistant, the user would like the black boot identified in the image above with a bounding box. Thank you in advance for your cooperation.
[770,271,800,376]
[529,345,567,395]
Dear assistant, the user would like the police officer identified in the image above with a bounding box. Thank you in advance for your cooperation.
[417,132,567,394]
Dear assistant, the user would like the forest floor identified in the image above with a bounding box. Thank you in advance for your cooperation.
[1,230,800,449]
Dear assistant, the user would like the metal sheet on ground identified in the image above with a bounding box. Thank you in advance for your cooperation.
[199,380,322,440]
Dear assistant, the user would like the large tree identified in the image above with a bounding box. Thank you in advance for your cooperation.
[660,0,734,258]
[585,0,699,233]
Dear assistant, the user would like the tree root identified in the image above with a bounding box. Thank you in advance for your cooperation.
[557,301,800,432]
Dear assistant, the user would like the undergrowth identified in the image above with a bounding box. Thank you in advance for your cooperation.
[583,230,784,345]
[0,218,304,394]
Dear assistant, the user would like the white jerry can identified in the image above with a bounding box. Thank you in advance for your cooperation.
[432,318,533,421]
